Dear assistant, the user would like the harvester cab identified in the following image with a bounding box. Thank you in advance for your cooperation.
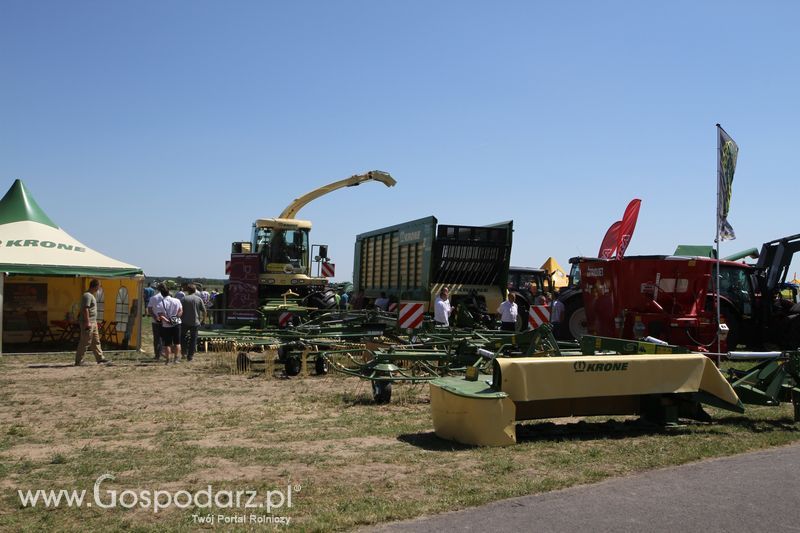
[250,219,314,283]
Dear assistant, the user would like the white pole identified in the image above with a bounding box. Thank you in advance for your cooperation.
[715,124,722,360]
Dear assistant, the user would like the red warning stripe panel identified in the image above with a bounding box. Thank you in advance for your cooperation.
[225,261,231,275]
[398,302,425,329]
[321,262,335,277]
[528,305,550,329]
[279,312,292,328]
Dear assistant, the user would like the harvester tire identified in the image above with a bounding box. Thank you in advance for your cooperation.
[284,357,301,376]
[315,355,329,375]
[305,289,338,310]
[372,380,392,404]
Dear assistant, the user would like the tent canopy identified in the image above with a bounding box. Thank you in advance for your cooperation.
[0,180,142,277]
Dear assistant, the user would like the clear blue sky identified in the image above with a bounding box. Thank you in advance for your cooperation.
[2,1,798,281]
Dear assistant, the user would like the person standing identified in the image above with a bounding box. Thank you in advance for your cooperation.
[497,292,518,331]
[199,286,211,312]
[75,279,111,365]
[374,292,390,311]
[208,289,219,324]
[532,284,548,306]
[433,287,452,326]
[155,285,183,364]
[551,296,565,338]
[180,284,206,362]
[339,289,349,310]
[147,284,165,360]
[351,290,366,310]
[143,283,156,316]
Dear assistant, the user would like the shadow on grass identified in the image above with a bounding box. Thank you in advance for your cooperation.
[712,415,800,433]
[400,416,800,451]
[338,393,385,406]
[515,419,689,443]
[397,432,475,451]
[337,391,430,407]
[398,419,690,451]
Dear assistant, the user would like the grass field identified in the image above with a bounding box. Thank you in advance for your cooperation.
[2,335,800,532]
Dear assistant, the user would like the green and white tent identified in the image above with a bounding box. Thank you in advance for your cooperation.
[0,179,143,353]
[0,179,142,276]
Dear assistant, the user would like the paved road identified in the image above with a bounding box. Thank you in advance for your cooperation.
[371,444,800,533]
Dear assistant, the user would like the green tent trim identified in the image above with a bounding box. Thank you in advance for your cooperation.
[0,263,143,277]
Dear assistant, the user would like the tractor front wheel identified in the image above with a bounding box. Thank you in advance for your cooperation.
[305,289,338,310]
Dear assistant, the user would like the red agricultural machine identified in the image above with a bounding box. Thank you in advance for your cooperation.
[576,234,800,353]
[579,256,723,351]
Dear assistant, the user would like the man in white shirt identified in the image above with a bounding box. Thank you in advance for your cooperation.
[497,292,518,331]
[154,286,183,364]
[433,287,452,326]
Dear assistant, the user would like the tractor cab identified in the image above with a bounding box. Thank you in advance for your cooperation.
[567,258,582,290]
[507,267,552,299]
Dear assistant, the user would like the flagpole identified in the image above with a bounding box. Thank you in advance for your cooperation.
[715,123,722,360]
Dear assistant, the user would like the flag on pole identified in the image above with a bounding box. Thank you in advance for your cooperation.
[598,221,622,259]
[717,124,738,241]
[616,199,642,259]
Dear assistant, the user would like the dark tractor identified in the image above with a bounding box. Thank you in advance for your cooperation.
[507,267,553,331]
[552,257,588,341]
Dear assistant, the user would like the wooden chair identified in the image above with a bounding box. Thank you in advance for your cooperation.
[99,321,118,344]
[50,320,80,344]
[25,311,56,343]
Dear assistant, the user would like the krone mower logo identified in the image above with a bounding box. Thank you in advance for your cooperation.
[573,360,629,373]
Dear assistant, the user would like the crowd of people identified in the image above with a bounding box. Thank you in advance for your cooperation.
[144,282,210,364]
[495,285,565,336]
[346,282,566,334]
